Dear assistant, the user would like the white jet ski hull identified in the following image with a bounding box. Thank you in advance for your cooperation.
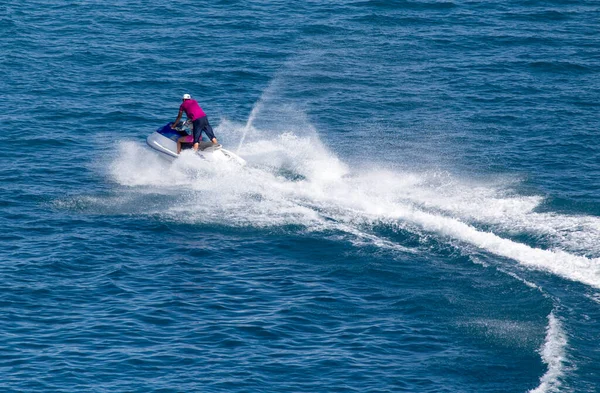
[146,123,246,166]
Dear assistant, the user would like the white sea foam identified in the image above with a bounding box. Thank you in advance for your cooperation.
[108,117,600,289]
[528,313,568,393]
[390,178,600,258]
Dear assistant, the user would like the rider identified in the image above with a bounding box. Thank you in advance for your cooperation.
[171,94,218,154]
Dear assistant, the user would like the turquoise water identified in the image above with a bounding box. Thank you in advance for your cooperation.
[1,1,599,392]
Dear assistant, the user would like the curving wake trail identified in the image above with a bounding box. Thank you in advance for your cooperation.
[93,112,600,393]
[109,119,600,291]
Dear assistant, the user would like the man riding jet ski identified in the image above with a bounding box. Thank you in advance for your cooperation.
[145,94,246,165]
[172,93,217,154]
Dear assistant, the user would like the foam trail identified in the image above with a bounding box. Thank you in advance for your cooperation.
[384,207,600,289]
[108,119,600,290]
[528,313,568,393]
[388,179,600,257]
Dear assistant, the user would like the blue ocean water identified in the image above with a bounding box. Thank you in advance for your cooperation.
[1,0,599,392]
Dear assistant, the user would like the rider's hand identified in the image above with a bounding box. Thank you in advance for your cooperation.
[193,143,199,151]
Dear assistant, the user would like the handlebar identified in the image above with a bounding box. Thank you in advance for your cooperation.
[172,120,192,132]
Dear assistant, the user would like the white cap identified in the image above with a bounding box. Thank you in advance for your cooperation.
[182,93,191,100]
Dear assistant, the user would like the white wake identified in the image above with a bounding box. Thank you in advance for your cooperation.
[108,119,600,290]
[529,313,568,393]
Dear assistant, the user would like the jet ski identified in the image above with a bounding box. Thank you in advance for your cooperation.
[146,121,246,166]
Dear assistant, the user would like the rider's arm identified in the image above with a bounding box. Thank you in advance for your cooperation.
[171,110,183,128]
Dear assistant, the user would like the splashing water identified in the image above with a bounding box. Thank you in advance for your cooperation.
[236,99,263,154]
[107,117,600,291]
[236,74,284,153]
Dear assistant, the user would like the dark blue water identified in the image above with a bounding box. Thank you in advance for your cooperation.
[1,1,599,392]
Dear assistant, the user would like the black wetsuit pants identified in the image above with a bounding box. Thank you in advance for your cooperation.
[192,116,216,143]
